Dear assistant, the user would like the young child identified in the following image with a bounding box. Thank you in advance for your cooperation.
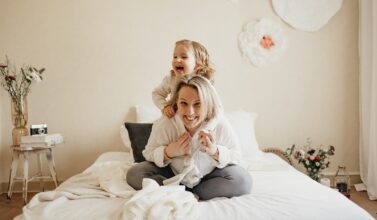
[152,39,215,118]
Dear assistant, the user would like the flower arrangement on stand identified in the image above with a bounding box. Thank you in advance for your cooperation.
[0,57,45,145]
[286,138,335,182]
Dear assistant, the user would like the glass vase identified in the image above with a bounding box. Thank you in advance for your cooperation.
[307,170,321,182]
[334,165,351,195]
[11,96,29,146]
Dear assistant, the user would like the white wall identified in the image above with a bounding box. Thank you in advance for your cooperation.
[0,0,359,183]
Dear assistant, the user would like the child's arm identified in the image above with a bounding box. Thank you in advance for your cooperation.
[162,105,175,118]
[152,75,172,110]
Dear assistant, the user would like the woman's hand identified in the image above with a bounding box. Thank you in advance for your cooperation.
[199,131,218,157]
[162,104,175,118]
[165,132,191,158]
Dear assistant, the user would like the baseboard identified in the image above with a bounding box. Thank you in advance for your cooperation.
[0,179,65,194]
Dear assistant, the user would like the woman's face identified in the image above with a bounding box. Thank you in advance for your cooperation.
[177,86,203,133]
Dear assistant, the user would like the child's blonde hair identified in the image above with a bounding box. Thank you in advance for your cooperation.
[171,39,215,83]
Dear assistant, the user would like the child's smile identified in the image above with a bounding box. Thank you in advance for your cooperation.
[172,44,196,76]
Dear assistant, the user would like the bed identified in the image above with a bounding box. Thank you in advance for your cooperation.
[16,107,374,220]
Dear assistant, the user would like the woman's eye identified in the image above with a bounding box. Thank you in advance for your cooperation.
[180,102,187,106]
[194,103,201,108]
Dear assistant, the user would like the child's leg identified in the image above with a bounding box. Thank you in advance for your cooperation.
[191,164,252,201]
[126,161,174,190]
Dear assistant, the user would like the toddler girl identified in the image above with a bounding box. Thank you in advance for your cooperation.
[152,39,215,118]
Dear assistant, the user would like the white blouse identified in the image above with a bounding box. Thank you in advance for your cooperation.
[142,114,242,188]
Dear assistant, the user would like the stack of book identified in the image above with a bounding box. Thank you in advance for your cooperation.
[20,133,64,148]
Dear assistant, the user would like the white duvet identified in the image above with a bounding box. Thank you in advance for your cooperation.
[16,152,373,220]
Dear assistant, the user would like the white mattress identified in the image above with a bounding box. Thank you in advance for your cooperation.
[16,151,373,220]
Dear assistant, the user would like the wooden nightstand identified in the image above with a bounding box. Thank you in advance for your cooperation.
[7,144,59,204]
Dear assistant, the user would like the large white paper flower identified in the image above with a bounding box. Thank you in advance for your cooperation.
[238,18,287,67]
[272,0,343,32]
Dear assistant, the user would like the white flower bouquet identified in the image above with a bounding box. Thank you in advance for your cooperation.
[286,138,335,181]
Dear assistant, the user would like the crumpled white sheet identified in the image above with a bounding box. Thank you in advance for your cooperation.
[20,161,198,220]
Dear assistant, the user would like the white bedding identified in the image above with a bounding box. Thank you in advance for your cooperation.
[16,151,373,220]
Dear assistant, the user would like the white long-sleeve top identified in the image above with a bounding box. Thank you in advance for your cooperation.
[152,74,179,110]
[142,114,242,188]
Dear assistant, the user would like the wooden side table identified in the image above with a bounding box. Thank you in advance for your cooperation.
[7,144,59,204]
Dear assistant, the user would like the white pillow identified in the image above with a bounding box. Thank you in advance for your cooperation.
[120,124,132,150]
[134,105,262,159]
[225,110,262,159]
[135,105,161,123]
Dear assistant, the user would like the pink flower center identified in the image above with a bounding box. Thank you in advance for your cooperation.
[260,35,275,49]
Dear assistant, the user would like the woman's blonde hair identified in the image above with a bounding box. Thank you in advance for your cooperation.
[171,39,215,83]
[169,75,221,122]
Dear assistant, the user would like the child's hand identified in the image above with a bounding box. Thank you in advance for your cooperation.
[166,132,191,158]
[198,131,218,156]
[163,105,175,118]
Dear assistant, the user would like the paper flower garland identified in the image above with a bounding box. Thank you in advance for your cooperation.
[238,18,287,67]
[272,0,343,32]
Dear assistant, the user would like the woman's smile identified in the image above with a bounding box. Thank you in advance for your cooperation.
[183,114,199,125]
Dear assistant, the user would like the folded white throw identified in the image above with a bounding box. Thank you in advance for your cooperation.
[113,178,198,220]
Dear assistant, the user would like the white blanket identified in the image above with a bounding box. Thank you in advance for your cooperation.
[20,161,198,220]
[17,152,374,220]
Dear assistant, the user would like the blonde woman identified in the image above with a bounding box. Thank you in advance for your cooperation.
[128,75,251,200]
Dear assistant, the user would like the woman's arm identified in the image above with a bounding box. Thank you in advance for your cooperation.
[213,117,242,168]
[142,117,175,167]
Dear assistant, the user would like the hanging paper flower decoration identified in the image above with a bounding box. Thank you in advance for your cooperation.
[272,0,343,32]
[238,18,287,67]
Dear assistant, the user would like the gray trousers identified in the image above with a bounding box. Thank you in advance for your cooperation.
[126,161,252,201]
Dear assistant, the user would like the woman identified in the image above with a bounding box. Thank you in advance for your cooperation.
[127,75,252,200]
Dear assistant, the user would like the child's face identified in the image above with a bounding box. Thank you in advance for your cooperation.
[172,44,196,77]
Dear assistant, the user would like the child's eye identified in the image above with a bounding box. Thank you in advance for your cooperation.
[173,56,177,59]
